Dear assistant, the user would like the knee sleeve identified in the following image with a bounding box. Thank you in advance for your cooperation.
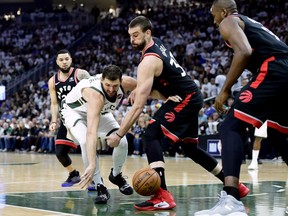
[219,115,248,177]
[55,144,72,167]
[142,121,163,151]
[180,142,218,172]
[142,122,165,164]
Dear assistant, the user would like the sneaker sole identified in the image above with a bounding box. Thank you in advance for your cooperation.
[61,183,74,187]
[61,179,80,187]
[134,203,176,211]
[87,187,97,191]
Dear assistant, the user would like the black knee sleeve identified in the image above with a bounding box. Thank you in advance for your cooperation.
[219,115,248,177]
[180,142,218,172]
[55,144,72,167]
[142,122,165,164]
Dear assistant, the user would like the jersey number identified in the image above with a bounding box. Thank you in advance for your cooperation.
[169,52,186,77]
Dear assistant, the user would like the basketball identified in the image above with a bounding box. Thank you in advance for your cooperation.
[132,167,161,196]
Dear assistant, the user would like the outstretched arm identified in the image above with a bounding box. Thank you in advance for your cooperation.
[79,88,104,189]
[106,56,161,147]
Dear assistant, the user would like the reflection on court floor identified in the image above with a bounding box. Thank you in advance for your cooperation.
[4,181,288,216]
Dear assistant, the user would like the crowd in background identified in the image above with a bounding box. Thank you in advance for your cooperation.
[0,0,287,159]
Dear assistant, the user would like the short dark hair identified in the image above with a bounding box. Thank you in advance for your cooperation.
[212,0,237,13]
[128,15,153,33]
[56,49,71,58]
[102,65,122,81]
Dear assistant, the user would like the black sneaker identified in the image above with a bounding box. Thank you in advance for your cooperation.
[108,168,133,195]
[94,184,110,204]
[61,171,81,187]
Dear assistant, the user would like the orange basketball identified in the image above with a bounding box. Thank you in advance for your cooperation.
[132,167,161,196]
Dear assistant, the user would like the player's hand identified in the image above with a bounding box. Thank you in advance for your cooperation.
[127,89,136,105]
[105,133,121,148]
[164,95,182,103]
[49,122,57,132]
[79,165,95,189]
[214,91,229,113]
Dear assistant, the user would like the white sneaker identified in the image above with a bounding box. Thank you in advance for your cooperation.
[194,191,248,216]
[248,162,258,170]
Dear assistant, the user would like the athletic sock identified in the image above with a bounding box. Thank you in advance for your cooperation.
[154,167,167,190]
[223,186,240,200]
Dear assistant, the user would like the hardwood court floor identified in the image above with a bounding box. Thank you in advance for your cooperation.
[0,152,287,216]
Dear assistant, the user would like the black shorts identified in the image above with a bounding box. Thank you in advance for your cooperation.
[152,90,203,143]
[55,121,77,148]
[229,56,288,134]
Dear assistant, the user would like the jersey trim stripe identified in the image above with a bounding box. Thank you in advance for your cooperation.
[160,125,179,143]
[67,97,87,108]
[55,139,77,148]
[234,108,262,128]
[250,56,274,88]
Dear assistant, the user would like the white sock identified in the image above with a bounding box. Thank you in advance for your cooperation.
[112,137,128,176]
[252,150,259,164]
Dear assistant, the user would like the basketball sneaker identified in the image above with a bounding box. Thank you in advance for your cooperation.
[94,184,110,204]
[109,168,133,195]
[134,188,176,211]
[87,181,96,191]
[194,191,248,216]
[239,182,250,198]
[61,170,80,187]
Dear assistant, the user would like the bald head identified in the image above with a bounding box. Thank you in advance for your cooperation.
[212,0,238,14]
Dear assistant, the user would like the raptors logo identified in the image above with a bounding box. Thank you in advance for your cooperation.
[239,90,253,103]
[165,111,175,122]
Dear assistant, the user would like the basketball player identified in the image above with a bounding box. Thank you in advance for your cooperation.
[105,16,249,211]
[49,49,101,193]
[62,65,136,203]
[195,1,288,215]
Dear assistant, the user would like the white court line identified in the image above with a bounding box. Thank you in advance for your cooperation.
[2,189,82,195]
[51,197,84,200]
[1,204,82,216]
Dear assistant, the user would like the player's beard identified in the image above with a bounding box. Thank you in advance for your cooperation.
[59,66,71,73]
[131,40,146,51]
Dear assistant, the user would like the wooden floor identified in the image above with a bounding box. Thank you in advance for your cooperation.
[0,152,287,216]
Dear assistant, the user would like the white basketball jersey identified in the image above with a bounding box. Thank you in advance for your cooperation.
[64,74,124,115]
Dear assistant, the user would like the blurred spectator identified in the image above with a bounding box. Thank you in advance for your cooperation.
[131,116,147,156]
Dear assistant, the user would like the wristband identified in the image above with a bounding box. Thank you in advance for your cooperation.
[50,122,57,125]
[116,132,124,138]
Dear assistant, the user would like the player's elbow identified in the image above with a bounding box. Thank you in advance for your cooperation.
[241,47,252,58]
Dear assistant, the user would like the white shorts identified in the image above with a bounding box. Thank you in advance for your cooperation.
[61,105,119,139]
[254,121,267,138]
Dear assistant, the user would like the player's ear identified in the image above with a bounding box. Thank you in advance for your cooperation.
[222,8,228,17]
[146,29,152,36]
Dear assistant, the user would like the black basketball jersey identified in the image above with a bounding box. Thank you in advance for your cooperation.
[142,37,199,98]
[54,67,79,106]
[228,14,288,73]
